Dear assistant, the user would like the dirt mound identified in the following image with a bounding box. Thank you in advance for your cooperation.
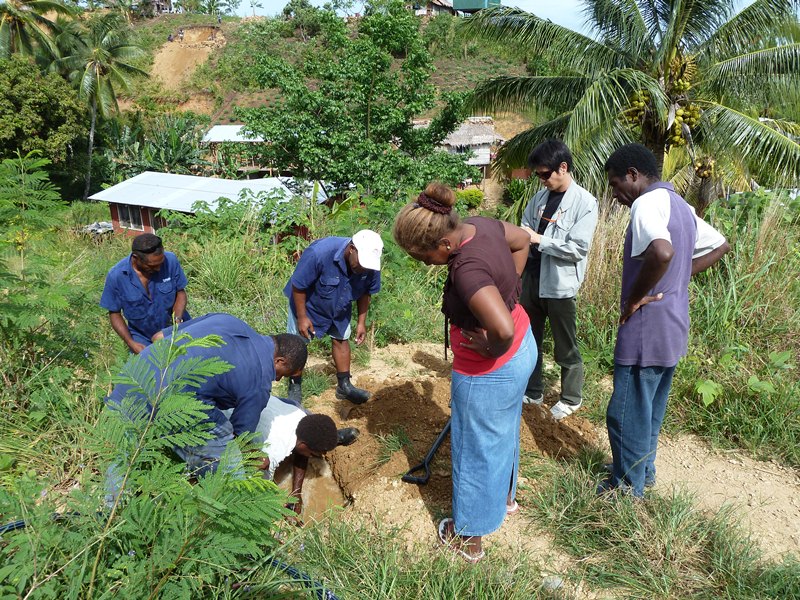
[307,346,598,565]
[325,365,598,503]
[151,27,225,91]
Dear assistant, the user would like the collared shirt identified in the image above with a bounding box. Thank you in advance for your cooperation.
[521,180,598,299]
[100,251,188,345]
[284,237,381,338]
[107,313,276,437]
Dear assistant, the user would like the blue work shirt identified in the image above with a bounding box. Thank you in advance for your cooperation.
[107,313,276,437]
[100,251,189,345]
[283,237,381,338]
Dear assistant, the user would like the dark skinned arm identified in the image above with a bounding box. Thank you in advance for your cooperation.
[109,311,145,354]
[171,289,187,322]
[620,239,674,325]
[287,451,308,515]
[502,221,533,277]
[692,241,730,276]
[291,286,315,339]
[460,286,515,358]
[354,294,371,345]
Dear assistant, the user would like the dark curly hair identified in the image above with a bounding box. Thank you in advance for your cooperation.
[272,333,308,374]
[604,143,660,179]
[296,414,338,453]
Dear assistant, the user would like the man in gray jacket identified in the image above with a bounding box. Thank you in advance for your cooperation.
[520,139,598,420]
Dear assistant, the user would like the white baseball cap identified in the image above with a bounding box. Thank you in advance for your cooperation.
[351,229,383,271]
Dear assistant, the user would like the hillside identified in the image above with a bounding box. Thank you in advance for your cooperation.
[125,14,530,130]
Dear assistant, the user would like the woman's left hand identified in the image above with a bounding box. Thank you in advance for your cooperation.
[460,328,492,356]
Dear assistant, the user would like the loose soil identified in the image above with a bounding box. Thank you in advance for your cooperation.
[151,26,225,91]
[297,342,799,566]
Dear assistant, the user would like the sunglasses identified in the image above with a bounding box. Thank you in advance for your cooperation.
[535,169,556,180]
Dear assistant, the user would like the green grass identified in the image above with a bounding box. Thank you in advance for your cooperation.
[274,518,563,600]
[374,428,411,466]
[517,451,800,599]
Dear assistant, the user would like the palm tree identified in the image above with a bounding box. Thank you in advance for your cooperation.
[463,2,800,205]
[0,0,72,59]
[54,12,146,199]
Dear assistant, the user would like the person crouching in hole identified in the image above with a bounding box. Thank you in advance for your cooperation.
[393,182,536,563]
[236,396,359,519]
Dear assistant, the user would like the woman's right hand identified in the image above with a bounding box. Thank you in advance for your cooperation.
[460,328,491,356]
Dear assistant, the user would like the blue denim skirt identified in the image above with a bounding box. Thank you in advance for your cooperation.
[450,328,536,537]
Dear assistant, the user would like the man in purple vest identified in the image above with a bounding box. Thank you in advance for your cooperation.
[599,144,730,498]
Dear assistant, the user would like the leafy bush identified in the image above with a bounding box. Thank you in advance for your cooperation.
[705,188,800,232]
[0,153,94,388]
[500,177,537,224]
[0,56,86,166]
[0,333,291,597]
[456,188,484,209]
[103,112,211,182]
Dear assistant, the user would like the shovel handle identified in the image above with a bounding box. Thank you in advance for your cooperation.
[401,418,451,486]
[401,463,431,485]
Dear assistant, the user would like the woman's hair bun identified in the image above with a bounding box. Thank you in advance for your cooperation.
[424,182,456,208]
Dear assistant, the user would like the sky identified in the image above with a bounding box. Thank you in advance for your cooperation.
[234,1,755,37]
[234,1,590,32]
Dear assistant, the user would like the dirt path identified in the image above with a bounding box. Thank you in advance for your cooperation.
[654,435,800,560]
[301,342,799,563]
[151,26,225,92]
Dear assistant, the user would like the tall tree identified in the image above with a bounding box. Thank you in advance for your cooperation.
[464,2,800,205]
[241,1,477,198]
[0,0,72,58]
[0,55,85,164]
[54,12,146,199]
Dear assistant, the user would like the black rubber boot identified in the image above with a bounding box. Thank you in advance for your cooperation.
[288,377,302,404]
[336,427,360,446]
[335,377,370,404]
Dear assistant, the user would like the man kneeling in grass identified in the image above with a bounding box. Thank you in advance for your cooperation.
[600,144,730,498]
[241,397,359,516]
[105,313,307,504]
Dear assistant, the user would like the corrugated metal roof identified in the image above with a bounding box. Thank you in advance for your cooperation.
[442,117,504,147]
[89,171,299,213]
[202,125,264,143]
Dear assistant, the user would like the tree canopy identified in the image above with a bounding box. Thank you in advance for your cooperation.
[53,11,146,198]
[465,1,800,202]
[240,0,479,199]
[0,55,86,164]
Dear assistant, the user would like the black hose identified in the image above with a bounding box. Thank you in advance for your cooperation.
[0,519,26,535]
[0,517,341,600]
[268,558,340,600]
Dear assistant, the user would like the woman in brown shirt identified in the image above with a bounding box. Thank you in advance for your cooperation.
[393,182,537,563]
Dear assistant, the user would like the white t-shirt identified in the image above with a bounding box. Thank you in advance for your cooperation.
[629,188,726,259]
[223,395,305,480]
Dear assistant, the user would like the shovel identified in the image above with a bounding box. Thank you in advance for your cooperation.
[402,418,451,485]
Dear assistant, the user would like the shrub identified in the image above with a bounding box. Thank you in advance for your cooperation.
[456,188,484,209]
[0,333,291,597]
